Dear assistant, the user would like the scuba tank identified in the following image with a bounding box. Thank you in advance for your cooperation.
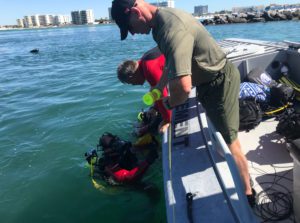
[134,133,154,147]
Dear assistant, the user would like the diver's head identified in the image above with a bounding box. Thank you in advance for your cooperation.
[98,132,116,149]
[117,60,145,85]
[142,107,159,124]
[98,132,132,155]
[147,107,159,118]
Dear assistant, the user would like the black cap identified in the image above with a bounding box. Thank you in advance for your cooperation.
[111,0,135,40]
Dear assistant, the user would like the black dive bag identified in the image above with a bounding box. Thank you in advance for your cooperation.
[276,108,300,140]
[239,99,263,132]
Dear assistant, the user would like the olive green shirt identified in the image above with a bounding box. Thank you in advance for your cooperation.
[152,8,226,85]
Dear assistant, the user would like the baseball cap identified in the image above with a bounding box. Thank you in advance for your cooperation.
[111,0,136,40]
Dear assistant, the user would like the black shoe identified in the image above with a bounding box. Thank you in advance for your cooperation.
[247,188,257,208]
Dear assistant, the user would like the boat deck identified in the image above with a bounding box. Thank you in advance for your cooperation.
[163,38,299,223]
[240,118,294,222]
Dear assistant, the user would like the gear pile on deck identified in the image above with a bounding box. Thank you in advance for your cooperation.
[238,61,300,139]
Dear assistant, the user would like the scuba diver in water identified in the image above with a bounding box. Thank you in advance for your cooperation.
[134,106,162,137]
[85,132,158,185]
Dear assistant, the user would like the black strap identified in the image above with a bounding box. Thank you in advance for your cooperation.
[186,192,194,223]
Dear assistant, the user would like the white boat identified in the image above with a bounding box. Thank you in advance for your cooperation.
[162,38,300,223]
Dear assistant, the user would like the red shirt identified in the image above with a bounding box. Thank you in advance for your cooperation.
[138,53,172,122]
[105,161,149,183]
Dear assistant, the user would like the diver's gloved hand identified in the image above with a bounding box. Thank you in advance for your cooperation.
[146,149,158,165]
[85,149,98,164]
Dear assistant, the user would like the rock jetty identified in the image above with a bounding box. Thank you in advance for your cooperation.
[201,10,300,25]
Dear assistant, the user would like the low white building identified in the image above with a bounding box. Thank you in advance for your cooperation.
[232,5,264,13]
[265,3,300,11]
[18,13,71,28]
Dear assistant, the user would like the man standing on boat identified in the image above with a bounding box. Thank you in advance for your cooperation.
[111,0,255,206]
[117,47,171,133]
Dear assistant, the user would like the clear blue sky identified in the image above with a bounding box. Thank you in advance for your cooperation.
[0,0,299,25]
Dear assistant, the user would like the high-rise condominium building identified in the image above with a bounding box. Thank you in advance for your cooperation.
[39,15,51,26]
[24,16,33,28]
[17,19,24,28]
[150,0,175,8]
[31,15,40,27]
[108,7,112,21]
[80,9,95,24]
[71,9,94,25]
[194,5,208,16]
[54,15,71,25]
[71,11,81,25]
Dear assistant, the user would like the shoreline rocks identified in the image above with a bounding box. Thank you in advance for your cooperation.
[201,10,300,26]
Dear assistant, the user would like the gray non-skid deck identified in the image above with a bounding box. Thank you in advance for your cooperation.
[240,119,294,223]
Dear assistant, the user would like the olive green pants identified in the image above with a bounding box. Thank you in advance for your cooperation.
[196,61,240,144]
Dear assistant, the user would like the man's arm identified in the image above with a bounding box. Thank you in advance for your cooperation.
[168,75,192,107]
[159,31,194,108]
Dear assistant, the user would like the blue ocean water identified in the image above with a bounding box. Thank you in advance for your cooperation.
[0,20,299,223]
